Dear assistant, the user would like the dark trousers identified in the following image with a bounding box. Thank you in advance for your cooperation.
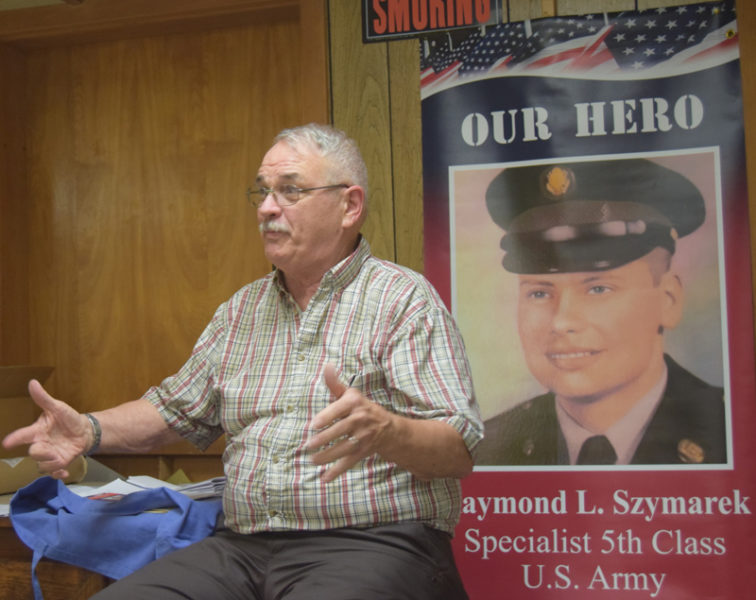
[90,521,469,600]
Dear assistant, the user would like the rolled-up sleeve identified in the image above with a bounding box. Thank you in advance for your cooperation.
[142,304,228,450]
[384,299,483,456]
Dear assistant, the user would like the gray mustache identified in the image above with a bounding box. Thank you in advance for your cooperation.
[259,222,290,234]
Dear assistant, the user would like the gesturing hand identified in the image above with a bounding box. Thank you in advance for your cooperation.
[2,380,91,479]
[307,364,395,483]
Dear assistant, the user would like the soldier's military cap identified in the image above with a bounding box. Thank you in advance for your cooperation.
[485,158,706,274]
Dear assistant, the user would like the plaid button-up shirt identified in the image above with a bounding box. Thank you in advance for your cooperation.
[145,238,482,534]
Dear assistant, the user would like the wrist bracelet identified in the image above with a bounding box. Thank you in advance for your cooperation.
[84,413,102,455]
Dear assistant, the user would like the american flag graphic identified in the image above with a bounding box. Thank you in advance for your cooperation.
[420,0,738,97]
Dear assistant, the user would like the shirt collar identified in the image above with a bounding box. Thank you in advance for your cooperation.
[321,235,371,292]
[271,236,371,298]
[556,364,668,465]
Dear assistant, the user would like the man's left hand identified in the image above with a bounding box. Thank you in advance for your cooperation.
[307,364,394,482]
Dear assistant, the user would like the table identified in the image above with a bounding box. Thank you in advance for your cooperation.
[0,517,110,599]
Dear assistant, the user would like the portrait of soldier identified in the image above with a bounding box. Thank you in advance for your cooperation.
[475,158,728,466]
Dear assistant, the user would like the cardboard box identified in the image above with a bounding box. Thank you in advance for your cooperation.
[0,365,53,459]
[0,366,88,494]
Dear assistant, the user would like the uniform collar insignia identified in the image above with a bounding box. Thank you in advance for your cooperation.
[678,438,705,464]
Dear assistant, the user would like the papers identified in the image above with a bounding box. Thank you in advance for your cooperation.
[70,475,226,501]
[0,472,226,516]
[173,476,226,500]
[126,475,225,500]
[0,493,13,517]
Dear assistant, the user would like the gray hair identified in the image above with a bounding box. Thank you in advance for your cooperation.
[273,123,369,196]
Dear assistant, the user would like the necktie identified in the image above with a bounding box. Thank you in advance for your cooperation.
[577,435,617,465]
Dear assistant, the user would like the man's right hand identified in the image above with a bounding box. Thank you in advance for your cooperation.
[2,379,92,479]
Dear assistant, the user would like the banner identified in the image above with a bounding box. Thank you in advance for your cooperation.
[363,0,503,42]
[420,2,756,597]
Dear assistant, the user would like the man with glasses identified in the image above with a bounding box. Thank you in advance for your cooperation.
[4,123,482,599]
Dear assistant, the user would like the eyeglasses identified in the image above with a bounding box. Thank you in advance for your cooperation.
[246,183,349,208]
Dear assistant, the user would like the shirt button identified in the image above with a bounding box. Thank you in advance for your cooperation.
[297,353,305,361]
[268,510,279,518]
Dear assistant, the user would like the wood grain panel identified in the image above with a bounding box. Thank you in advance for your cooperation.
[738,1,756,326]
[0,44,29,365]
[1,517,110,598]
[511,0,719,19]
[557,0,633,14]
[24,20,302,413]
[1,558,109,600]
[328,0,396,262]
[388,39,424,273]
[0,0,300,47]
[540,0,557,18]
[637,0,713,8]
[298,0,329,123]
[509,0,555,21]
[97,453,224,482]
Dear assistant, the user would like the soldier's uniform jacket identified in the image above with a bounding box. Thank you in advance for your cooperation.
[476,355,727,466]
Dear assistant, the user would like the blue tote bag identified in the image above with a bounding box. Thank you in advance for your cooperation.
[11,476,223,600]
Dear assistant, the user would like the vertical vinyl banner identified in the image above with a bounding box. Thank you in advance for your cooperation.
[420,2,756,598]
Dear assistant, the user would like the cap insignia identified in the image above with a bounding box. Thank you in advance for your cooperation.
[542,166,575,199]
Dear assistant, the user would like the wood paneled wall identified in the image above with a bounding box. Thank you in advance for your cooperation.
[328,0,424,271]
[0,1,328,475]
[737,1,756,294]
[24,23,302,409]
[0,43,29,364]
